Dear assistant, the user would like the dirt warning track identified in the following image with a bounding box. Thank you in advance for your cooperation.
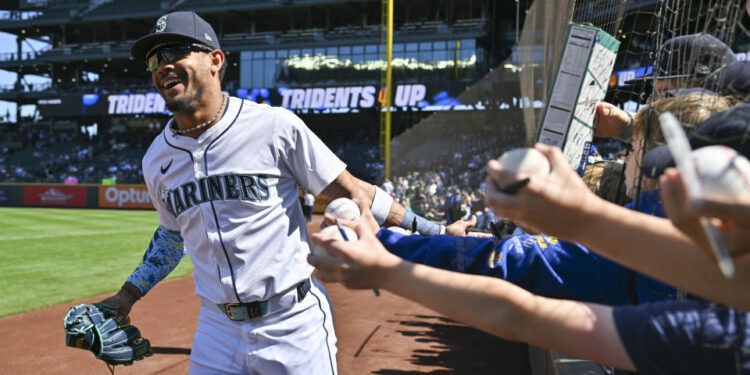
[0,216,531,374]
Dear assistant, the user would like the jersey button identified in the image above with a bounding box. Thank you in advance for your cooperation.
[206,221,215,230]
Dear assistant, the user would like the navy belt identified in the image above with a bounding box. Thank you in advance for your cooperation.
[217,278,311,321]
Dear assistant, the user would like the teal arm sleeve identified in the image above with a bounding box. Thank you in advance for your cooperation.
[125,226,186,296]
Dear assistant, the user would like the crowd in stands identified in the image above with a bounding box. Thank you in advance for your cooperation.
[0,122,386,185]
[0,123,153,184]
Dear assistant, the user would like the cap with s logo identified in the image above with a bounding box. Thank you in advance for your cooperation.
[131,11,220,60]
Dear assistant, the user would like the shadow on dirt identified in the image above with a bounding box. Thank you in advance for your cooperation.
[373,315,532,375]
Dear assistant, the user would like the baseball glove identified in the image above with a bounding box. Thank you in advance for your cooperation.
[63,303,153,367]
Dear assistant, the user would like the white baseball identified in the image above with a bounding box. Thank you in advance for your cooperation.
[691,145,750,200]
[324,198,361,221]
[311,225,358,256]
[496,148,551,185]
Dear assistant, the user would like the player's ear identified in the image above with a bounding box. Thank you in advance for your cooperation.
[209,50,225,75]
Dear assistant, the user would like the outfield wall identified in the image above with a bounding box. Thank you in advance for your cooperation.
[0,184,332,213]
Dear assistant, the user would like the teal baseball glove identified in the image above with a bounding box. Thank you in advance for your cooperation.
[63,303,152,367]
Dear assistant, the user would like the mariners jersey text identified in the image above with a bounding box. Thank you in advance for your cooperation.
[161,173,270,217]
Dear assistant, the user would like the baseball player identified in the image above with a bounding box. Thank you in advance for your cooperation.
[96,10,461,375]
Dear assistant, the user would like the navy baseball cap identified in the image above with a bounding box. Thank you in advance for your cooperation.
[625,33,736,85]
[641,103,750,178]
[131,11,220,60]
[703,61,750,98]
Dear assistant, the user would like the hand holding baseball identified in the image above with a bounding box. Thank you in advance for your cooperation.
[485,143,601,238]
[308,203,401,290]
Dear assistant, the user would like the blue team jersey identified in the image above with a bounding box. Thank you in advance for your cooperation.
[378,230,634,305]
[613,300,750,374]
[377,189,682,305]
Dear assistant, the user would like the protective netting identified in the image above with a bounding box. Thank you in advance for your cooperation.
[386,0,750,217]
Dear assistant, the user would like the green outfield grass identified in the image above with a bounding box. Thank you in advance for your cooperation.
[0,207,193,318]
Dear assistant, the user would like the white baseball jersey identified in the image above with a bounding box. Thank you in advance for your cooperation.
[142,96,346,305]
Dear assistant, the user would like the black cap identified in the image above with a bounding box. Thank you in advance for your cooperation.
[703,60,750,98]
[625,33,736,85]
[691,103,750,158]
[131,11,220,60]
[640,144,675,179]
[640,103,750,178]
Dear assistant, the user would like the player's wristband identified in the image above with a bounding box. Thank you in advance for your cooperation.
[371,186,394,225]
[400,210,442,236]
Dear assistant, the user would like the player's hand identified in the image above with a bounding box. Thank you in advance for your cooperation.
[660,167,750,259]
[484,143,601,238]
[308,205,402,290]
[321,197,379,234]
[594,102,631,138]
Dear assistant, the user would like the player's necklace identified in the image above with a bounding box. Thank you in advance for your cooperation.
[172,95,227,135]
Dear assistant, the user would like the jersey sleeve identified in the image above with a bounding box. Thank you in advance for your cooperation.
[273,108,346,195]
[126,225,187,295]
[377,229,635,305]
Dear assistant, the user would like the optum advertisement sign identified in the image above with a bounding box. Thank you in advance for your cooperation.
[98,186,153,209]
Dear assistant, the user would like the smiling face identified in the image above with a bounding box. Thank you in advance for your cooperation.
[149,43,218,113]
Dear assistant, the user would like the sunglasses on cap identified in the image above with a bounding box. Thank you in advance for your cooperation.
[146,43,215,72]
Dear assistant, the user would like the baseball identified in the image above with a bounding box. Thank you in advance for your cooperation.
[691,145,750,200]
[495,148,551,185]
[311,224,358,256]
[324,198,361,221]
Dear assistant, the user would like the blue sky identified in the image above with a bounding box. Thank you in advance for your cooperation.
[1,31,51,122]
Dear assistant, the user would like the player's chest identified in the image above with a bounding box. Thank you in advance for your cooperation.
[151,145,287,218]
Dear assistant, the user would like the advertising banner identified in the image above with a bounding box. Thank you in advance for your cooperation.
[0,186,12,205]
[98,186,154,209]
[24,186,87,207]
[37,93,169,117]
[36,82,472,117]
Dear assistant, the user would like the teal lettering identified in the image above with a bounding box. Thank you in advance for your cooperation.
[182,181,200,208]
[208,175,224,201]
[223,175,240,200]
[256,175,269,200]
[171,189,186,215]
[239,175,258,200]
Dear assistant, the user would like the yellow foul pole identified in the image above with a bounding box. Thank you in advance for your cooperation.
[379,0,393,180]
